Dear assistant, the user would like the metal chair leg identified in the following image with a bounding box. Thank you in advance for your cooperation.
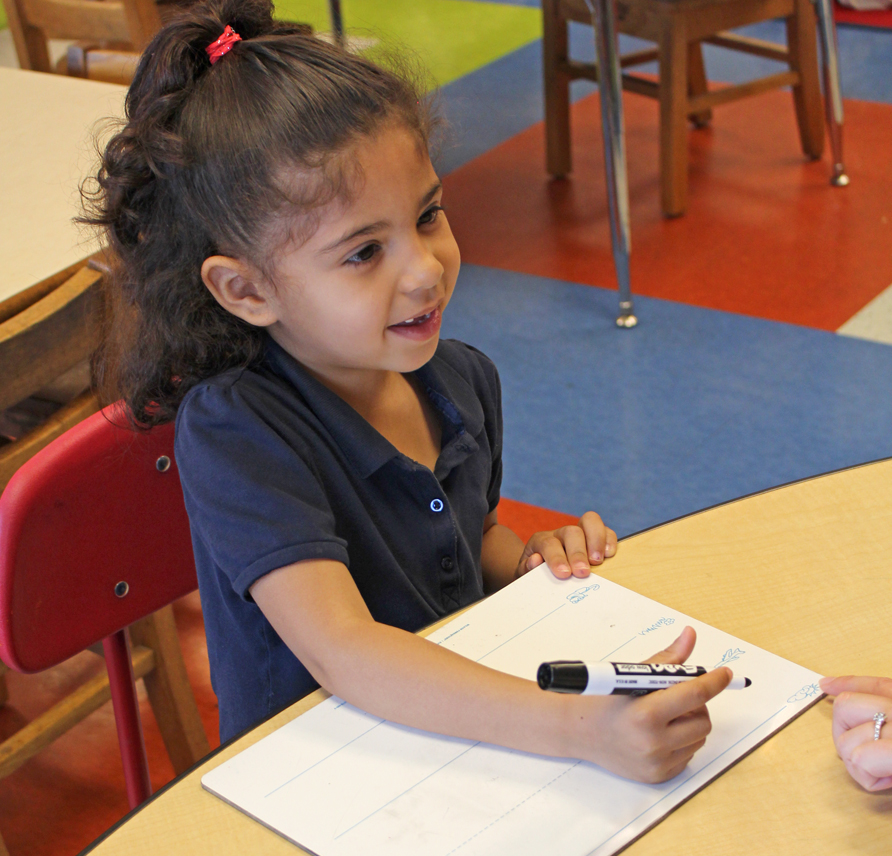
[812,0,848,186]
[328,0,345,47]
[586,0,637,328]
[103,630,152,808]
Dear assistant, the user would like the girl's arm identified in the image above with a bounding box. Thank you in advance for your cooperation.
[251,561,730,783]
[480,508,618,594]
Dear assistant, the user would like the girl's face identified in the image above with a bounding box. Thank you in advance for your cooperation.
[261,125,460,400]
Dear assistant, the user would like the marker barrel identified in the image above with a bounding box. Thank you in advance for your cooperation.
[537,661,751,695]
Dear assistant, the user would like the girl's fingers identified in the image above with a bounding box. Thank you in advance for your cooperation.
[663,706,713,749]
[545,527,591,578]
[523,552,544,574]
[535,534,572,579]
[604,528,618,557]
[646,667,732,723]
[578,511,608,564]
[645,626,697,666]
[529,512,616,581]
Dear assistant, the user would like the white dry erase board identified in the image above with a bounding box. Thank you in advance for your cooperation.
[201,564,823,856]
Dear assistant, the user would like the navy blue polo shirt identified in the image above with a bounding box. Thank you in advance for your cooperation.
[174,337,503,741]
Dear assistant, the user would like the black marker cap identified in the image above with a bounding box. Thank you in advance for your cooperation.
[537,661,588,693]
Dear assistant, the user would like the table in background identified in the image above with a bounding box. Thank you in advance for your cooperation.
[0,68,125,312]
[85,459,892,856]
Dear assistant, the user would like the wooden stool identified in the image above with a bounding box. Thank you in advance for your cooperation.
[543,0,826,216]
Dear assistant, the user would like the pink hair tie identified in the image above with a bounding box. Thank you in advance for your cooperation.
[206,25,242,65]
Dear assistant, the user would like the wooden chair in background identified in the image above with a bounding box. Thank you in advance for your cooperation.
[543,0,834,216]
[1,0,164,84]
[0,263,104,492]
[2,0,343,84]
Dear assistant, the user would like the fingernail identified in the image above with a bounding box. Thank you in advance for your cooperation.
[590,552,602,563]
[555,563,570,574]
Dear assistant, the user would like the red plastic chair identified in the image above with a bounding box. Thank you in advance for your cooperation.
[0,405,209,809]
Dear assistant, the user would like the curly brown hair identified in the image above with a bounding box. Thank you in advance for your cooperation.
[82,0,436,427]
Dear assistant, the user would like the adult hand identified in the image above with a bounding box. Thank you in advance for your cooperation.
[820,675,892,791]
[517,511,617,579]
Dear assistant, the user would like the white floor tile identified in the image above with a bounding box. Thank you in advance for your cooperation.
[837,282,892,346]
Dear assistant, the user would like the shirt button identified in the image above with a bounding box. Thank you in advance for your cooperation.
[440,556,454,570]
[430,498,444,512]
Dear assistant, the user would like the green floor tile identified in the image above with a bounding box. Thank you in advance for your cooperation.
[274,0,542,86]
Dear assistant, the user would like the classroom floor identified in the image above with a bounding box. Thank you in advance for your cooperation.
[1,2,890,854]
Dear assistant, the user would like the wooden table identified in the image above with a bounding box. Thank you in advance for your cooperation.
[84,460,892,855]
[0,68,125,311]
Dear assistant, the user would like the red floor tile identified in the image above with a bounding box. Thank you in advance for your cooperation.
[443,91,892,330]
[497,497,577,543]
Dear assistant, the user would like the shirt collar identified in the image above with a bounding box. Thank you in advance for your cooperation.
[263,338,484,480]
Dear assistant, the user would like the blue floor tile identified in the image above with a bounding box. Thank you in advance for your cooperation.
[442,265,892,537]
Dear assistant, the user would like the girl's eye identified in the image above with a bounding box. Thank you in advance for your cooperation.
[346,243,381,265]
[418,205,444,227]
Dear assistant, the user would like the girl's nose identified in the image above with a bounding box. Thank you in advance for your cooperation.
[398,238,445,293]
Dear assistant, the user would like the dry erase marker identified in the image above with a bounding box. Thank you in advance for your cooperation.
[537,661,752,695]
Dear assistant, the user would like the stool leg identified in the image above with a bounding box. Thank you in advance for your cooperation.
[587,0,636,328]
[543,0,573,177]
[687,43,711,128]
[812,0,848,186]
[658,22,689,217]
[787,0,824,159]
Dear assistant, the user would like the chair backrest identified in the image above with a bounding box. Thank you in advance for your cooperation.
[2,0,162,72]
[0,264,103,491]
[0,405,197,674]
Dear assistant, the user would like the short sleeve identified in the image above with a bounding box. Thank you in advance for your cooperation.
[174,379,349,598]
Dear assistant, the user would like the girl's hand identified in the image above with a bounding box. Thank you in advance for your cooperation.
[573,627,731,782]
[819,675,892,791]
[518,511,617,580]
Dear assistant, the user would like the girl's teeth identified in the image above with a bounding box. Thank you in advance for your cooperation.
[398,312,431,326]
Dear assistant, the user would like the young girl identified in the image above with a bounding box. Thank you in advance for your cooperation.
[86,0,731,783]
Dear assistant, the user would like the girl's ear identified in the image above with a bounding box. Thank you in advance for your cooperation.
[201,256,277,327]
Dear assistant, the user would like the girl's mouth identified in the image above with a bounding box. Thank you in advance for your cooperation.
[388,306,442,339]
[392,310,433,327]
